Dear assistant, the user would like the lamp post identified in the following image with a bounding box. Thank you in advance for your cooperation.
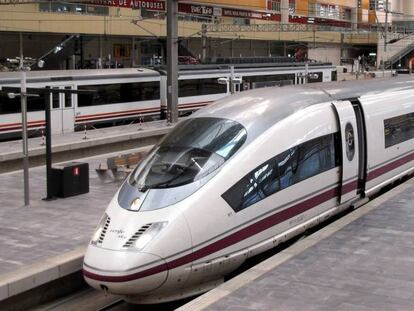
[167,0,179,124]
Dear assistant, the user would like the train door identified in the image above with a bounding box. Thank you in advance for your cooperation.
[49,86,75,134]
[331,100,362,204]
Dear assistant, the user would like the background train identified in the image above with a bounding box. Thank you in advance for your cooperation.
[83,76,414,303]
[0,62,336,139]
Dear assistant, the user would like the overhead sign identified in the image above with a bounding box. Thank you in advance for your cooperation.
[86,0,165,10]
[179,3,214,16]
[178,3,280,21]
[85,0,280,20]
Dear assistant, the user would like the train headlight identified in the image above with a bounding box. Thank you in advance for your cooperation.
[132,222,168,251]
[91,213,109,245]
[130,197,142,211]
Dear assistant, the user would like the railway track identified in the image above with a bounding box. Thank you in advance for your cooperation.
[33,285,195,311]
[95,298,124,311]
[33,288,121,311]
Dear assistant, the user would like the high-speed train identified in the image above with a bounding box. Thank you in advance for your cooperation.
[83,76,414,303]
[0,62,335,139]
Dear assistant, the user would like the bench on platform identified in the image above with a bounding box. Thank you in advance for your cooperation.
[96,151,147,182]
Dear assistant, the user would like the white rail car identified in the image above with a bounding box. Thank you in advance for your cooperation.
[0,63,336,139]
[83,77,414,303]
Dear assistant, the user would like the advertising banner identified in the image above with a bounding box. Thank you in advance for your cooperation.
[86,0,280,20]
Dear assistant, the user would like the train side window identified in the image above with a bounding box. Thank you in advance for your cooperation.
[222,160,279,212]
[295,135,336,182]
[178,78,227,97]
[0,93,45,114]
[78,82,160,107]
[384,112,414,148]
[222,133,338,212]
[277,148,298,189]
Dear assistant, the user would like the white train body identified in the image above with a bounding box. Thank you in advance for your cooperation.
[83,77,414,303]
[0,64,335,139]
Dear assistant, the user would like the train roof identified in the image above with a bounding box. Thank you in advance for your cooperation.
[0,68,159,84]
[154,62,336,76]
[193,76,414,139]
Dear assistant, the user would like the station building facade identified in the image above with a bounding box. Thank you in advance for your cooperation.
[0,0,412,70]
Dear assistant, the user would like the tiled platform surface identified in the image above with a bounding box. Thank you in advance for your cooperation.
[0,148,144,300]
[180,177,414,311]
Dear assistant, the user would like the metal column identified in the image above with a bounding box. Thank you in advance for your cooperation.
[201,24,207,62]
[167,0,178,124]
[384,0,389,53]
[20,71,29,206]
[44,87,53,200]
[132,37,136,67]
[19,33,30,206]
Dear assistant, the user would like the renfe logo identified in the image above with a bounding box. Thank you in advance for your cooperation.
[73,167,80,176]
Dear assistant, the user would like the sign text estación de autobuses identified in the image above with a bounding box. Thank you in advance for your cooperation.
[86,0,165,10]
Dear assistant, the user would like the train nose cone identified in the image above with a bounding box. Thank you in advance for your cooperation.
[83,245,168,295]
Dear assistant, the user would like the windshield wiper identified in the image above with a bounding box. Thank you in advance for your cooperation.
[191,157,202,170]
[147,164,189,189]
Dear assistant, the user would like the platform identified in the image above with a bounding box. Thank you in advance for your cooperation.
[0,120,172,173]
[179,177,414,311]
[0,148,144,301]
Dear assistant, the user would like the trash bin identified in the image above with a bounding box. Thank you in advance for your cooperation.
[51,162,89,198]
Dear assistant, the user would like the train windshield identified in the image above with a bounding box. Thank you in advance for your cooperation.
[130,117,247,190]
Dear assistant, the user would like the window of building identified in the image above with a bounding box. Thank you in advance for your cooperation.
[78,82,160,107]
[140,9,166,20]
[309,3,342,20]
[39,2,108,16]
[384,112,414,148]
[289,0,295,15]
[113,44,132,58]
[268,0,295,14]
[222,133,339,212]
[178,78,227,98]
[369,0,385,11]
[268,0,281,12]
[342,8,352,21]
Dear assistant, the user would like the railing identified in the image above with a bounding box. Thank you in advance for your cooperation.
[0,0,39,4]
[205,23,414,34]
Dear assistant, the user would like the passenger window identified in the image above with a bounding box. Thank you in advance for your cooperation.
[222,160,278,212]
[222,133,339,212]
[297,142,320,182]
[384,112,414,148]
[278,148,298,190]
[78,82,160,107]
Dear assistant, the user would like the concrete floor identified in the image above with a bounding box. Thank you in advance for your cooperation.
[0,150,131,274]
